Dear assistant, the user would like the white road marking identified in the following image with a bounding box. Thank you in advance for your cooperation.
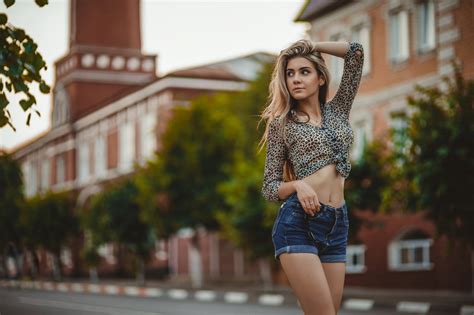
[167,289,188,299]
[343,298,375,311]
[397,301,430,313]
[224,292,248,304]
[258,294,284,306]
[194,290,216,301]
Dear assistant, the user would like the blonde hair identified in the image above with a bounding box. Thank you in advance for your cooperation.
[257,39,331,181]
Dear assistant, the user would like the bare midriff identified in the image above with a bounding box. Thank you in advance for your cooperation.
[301,163,345,208]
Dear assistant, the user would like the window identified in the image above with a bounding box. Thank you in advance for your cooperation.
[23,161,37,197]
[140,113,156,162]
[388,230,433,271]
[78,141,90,183]
[416,0,436,53]
[329,33,345,83]
[351,120,369,162]
[56,155,65,184]
[389,9,410,63]
[40,159,50,190]
[389,110,410,165]
[352,25,371,75]
[119,121,135,171]
[95,135,107,178]
[52,84,70,128]
[346,244,367,274]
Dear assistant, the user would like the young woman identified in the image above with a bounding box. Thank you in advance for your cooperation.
[259,40,364,315]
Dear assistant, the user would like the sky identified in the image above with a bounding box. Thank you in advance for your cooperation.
[0,0,308,151]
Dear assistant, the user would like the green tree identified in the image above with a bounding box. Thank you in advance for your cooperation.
[0,151,23,278]
[344,141,394,241]
[20,191,78,280]
[0,0,50,129]
[145,93,245,232]
[215,62,279,288]
[82,179,154,284]
[398,62,473,249]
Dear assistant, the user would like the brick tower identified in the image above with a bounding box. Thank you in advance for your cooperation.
[51,0,157,127]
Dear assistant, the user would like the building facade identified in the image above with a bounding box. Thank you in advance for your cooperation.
[294,0,473,291]
[12,0,273,282]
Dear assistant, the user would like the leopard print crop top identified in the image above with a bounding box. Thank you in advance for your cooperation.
[262,41,364,202]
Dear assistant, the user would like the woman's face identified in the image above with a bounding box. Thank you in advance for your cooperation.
[285,57,324,102]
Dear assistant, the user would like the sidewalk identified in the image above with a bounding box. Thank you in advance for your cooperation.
[1,277,473,314]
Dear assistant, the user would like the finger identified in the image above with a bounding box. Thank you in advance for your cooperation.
[304,201,314,216]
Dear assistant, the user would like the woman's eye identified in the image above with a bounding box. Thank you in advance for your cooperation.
[302,70,309,74]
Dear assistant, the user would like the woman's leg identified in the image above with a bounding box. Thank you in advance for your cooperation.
[280,253,335,315]
[321,262,346,313]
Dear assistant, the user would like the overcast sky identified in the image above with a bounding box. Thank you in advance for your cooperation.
[0,0,308,151]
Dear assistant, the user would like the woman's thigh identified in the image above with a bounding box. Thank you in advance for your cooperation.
[322,262,346,313]
[280,253,336,315]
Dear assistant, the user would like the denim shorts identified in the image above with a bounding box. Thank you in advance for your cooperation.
[271,191,349,263]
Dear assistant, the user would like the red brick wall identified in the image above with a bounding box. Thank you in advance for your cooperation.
[454,0,474,79]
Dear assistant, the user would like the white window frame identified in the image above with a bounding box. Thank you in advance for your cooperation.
[78,141,90,183]
[416,0,436,53]
[351,25,371,76]
[388,238,434,271]
[22,161,35,197]
[94,134,107,178]
[351,119,369,162]
[119,121,135,172]
[329,33,345,84]
[388,109,411,165]
[389,9,410,63]
[140,113,156,163]
[40,158,50,190]
[346,244,367,274]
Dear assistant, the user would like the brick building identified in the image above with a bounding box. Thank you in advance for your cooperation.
[12,0,273,282]
[293,0,473,291]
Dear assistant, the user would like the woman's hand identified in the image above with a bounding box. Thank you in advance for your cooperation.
[293,180,321,217]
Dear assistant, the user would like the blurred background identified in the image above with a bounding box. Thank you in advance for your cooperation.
[0,0,473,314]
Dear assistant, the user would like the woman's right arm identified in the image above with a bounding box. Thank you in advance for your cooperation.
[262,118,292,202]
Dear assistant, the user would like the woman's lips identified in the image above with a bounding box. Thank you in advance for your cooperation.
[293,88,304,92]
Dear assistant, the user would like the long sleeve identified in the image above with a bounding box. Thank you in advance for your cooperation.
[261,118,287,202]
[329,41,364,121]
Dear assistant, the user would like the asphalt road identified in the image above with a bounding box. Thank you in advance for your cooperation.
[0,287,461,315]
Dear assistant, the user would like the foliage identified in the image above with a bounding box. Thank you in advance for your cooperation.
[397,62,474,248]
[0,151,23,250]
[20,191,78,256]
[214,62,278,261]
[140,93,246,235]
[0,0,50,130]
[216,151,275,261]
[82,178,154,260]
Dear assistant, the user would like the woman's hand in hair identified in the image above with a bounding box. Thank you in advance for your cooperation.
[293,180,321,216]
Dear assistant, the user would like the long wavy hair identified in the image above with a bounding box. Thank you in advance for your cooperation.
[257,39,331,181]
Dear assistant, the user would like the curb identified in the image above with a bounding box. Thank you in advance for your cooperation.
[1,280,472,314]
